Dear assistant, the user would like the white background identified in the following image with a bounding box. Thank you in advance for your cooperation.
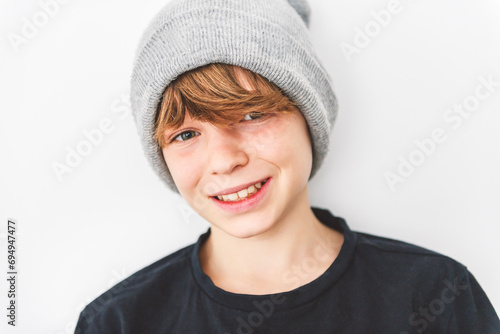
[0,0,499,333]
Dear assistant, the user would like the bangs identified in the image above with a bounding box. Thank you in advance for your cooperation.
[154,63,298,148]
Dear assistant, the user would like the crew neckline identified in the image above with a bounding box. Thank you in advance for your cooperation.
[190,207,357,312]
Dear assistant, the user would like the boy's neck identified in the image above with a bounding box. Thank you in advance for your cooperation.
[198,191,344,295]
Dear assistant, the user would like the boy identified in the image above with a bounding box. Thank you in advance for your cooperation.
[75,0,500,333]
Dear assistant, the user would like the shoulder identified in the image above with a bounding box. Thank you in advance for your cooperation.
[75,242,195,333]
[350,231,500,331]
[351,230,469,284]
[354,229,463,263]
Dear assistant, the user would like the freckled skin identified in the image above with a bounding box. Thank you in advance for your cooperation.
[162,107,313,239]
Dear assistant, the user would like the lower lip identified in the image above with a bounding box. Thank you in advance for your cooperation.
[209,177,272,214]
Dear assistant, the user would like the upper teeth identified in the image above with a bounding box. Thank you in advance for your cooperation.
[217,180,266,202]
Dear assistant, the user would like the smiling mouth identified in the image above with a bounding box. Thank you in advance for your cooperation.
[212,178,269,202]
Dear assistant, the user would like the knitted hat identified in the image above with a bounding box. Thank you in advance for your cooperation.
[130,0,338,193]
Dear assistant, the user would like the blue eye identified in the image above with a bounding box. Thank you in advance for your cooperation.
[173,130,200,142]
[243,112,264,121]
[170,113,263,143]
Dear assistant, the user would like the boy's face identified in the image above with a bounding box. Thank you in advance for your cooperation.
[161,71,313,239]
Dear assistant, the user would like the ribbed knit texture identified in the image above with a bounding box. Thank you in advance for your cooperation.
[130,0,338,193]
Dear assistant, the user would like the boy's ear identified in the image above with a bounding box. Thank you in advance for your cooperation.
[287,0,311,27]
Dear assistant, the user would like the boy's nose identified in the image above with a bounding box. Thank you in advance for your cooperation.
[207,130,249,175]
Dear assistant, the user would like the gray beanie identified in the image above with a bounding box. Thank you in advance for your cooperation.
[130,0,338,193]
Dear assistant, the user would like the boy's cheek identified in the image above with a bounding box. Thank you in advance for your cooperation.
[164,153,200,193]
[245,119,288,154]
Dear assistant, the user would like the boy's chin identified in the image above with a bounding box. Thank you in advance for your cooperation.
[211,217,276,240]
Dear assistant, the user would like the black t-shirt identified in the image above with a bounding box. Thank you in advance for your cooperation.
[75,207,500,333]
